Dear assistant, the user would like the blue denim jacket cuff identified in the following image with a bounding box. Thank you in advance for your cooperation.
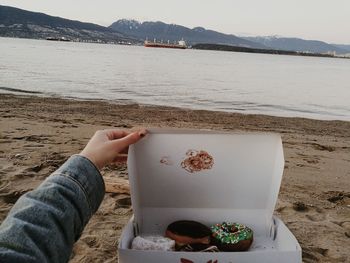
[53,155,105,215]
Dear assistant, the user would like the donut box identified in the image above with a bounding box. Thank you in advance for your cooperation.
[118,129,302,263]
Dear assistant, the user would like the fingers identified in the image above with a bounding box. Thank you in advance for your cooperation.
[103,129,129,140]
[112,129,147,151]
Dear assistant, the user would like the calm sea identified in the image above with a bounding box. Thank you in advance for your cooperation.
[1,37,349,121]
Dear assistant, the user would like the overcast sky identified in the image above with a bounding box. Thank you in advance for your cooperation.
[1,0,349,44]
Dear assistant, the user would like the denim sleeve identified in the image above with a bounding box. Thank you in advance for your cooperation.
[0,155,105,263]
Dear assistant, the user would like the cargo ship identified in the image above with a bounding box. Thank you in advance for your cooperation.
[144,39,187,49]
[46,37,71,42]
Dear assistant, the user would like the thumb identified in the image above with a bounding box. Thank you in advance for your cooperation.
[112,129,147,151]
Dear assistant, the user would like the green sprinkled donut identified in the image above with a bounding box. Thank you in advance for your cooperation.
[210,222,253,251]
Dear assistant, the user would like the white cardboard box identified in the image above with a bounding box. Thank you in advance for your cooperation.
[118,129,302,263]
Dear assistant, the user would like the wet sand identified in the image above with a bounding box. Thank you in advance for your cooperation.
[0,94,349,262]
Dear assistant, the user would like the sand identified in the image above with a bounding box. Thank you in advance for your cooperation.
[0,94,349,263]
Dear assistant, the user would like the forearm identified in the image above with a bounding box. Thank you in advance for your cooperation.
[0,155,105,263]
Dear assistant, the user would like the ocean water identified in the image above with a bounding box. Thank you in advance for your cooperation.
[1,37,349,121]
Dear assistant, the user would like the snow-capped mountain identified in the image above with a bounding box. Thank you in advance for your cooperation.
[109,19,266,48]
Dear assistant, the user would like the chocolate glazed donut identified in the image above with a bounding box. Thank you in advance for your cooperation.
[165,220,212,251]
[210,222,253,251]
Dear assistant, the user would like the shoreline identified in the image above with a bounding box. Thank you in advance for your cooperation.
[192,43,350,60]
[1,90,349,123]
[0,94,349,262]
[2,36,349,60]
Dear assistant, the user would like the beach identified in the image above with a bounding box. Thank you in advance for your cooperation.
[0,94,349,262]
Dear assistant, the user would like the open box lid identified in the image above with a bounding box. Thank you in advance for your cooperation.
[127,129,284,235]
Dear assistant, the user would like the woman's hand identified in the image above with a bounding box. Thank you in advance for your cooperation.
[79,128,147,170]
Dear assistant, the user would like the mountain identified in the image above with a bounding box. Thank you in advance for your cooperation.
[242,36,348,54]
[0,5,138,43]
[332,44,350,53]
[2,5,348,54]
[109,19,266,48]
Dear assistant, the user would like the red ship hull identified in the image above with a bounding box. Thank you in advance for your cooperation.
[144,43,186,49]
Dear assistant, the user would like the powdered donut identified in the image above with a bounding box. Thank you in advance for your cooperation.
[131,235,175,251]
